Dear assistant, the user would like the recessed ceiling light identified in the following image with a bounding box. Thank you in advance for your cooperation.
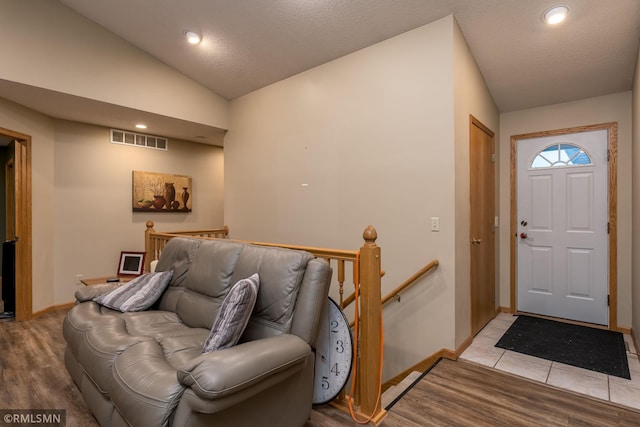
[135,124,147,129]
[184,31,201,45]
[543,5,569,25]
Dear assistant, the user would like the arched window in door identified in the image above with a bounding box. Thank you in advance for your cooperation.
[530,143,593,169]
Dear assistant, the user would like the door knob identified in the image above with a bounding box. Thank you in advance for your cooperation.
[471,238,482,245]
[520,232,528,239]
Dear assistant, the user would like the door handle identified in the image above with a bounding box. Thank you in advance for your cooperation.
[471,238,482,245]
[520,233,528,239]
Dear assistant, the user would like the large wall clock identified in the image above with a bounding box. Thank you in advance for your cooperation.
[312,297,353,405]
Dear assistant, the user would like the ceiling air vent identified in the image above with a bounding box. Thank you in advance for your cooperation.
[110,129,168,151]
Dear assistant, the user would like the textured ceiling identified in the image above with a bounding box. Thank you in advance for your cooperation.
[58,0,640,112]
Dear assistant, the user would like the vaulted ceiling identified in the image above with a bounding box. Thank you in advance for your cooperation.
[1,1,639,146]
[58,0,640,112]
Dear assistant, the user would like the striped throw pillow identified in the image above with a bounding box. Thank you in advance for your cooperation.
[202,273,260,353]
[93,270,173,312]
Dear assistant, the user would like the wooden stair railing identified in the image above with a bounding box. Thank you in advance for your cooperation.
[143,221,230,273]
[144,221,386,424]
[342,259,439,311]
[381,259,439,305]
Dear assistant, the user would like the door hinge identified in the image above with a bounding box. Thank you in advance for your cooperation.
[607,151,610,161]
[607,295,610,306]
[491,153,496,163]
[607,222,610,234]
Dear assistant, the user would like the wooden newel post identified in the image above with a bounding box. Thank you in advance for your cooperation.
[144,220,155,273]
[358,225,383,420]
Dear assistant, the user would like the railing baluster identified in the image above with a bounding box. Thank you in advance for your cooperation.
[338,260,345,308]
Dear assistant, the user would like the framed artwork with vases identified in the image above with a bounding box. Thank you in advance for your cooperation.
[132,170,192,212]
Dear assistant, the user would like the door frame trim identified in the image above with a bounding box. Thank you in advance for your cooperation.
[0,127,32,321]
[510,122,617,329]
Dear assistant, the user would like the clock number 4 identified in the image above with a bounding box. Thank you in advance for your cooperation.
[331,363,340,377]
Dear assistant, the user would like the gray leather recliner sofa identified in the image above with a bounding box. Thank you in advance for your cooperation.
[62,237,332,427]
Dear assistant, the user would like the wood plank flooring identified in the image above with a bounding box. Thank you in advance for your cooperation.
[382,358,640,427]
[0,309,98,426]
[3,308,640,426]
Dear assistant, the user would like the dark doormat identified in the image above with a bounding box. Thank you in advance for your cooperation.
[495,315,630,379]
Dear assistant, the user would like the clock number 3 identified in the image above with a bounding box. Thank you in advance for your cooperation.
[335,340,344,353]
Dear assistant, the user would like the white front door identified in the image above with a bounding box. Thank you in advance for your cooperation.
[517,129,608,325]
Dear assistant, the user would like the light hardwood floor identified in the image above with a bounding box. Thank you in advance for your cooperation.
[0,308,97,426]
[3,308,640,426]
[383,358,640,426]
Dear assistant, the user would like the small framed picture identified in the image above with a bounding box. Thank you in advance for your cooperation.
[118,251,146,276]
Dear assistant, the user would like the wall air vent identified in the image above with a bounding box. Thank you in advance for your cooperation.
[110,129,168,151]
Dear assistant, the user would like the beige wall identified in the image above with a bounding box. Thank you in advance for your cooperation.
[0,0,229,312]
[0,97,55,313]
[226,16,496,379]
[499,92,633,328]
[0,97,224,311]
[453,20,500,347]
[632,44,640,342]
[0,0,228,129]
[52,120,224,305]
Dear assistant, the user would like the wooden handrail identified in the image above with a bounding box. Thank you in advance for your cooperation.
[342,260,438,310]
[381,259,439,305]
[144,221,230,272]
[242,240,358,261]
[161,225,230,236]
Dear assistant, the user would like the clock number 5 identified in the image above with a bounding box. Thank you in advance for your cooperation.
[321,376,329,390]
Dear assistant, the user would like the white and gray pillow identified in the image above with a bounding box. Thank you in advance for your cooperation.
[202,273,260,353]
[94,270,173,312]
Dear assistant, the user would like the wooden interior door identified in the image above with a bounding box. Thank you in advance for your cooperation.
[6,156,14,240]
[1,128,32,321]
[470,116,496,336]
[13,137,31,320]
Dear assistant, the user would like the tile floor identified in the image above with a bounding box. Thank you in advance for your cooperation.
[460,313,640,411]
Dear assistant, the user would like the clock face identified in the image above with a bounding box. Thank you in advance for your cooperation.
[312,297,353,405]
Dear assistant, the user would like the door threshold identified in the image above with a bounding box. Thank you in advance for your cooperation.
[513,311,609,331]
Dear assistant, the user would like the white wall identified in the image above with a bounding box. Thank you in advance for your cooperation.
[0,97,55,313]
[0,0,228,129]
[225,15,497,379]
[52,120,224,305]
[499,92,633,328]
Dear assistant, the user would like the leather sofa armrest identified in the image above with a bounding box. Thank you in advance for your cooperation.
[177,334,310,401]
[74,283,121,302]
